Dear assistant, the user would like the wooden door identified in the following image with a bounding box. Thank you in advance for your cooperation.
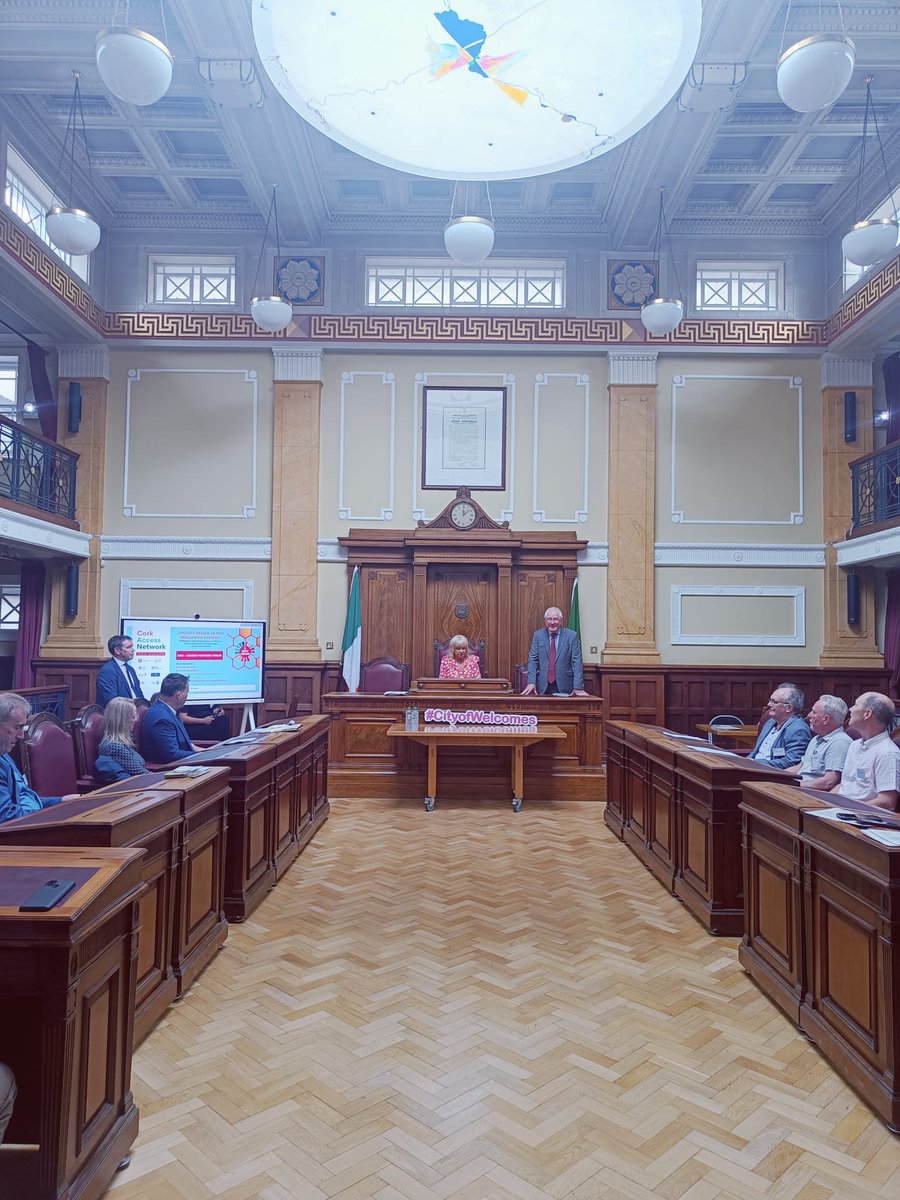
[427,566,496,675]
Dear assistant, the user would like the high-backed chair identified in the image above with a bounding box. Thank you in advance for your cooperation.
[514,664,529,694]
[72,704,104,790]
[132,700,151,761]
[359,656,409,693]
[20,711,79,798]
[433,639,486,675]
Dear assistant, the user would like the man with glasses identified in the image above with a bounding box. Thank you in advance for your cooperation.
[749,682,811,769]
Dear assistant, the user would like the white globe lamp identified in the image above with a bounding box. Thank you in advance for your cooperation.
[45,206,101,255]
[842,219,899,268]
[96,27,174,106]
[250,296,293,333]
[443,216,494,266]
[640,297,684,337]
[776,34,855,113]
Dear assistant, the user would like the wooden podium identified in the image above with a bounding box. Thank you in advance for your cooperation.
[0,846,145,1200]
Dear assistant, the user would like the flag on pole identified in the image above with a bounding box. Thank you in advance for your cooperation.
[341,566,362,692]
[568,577,581,640]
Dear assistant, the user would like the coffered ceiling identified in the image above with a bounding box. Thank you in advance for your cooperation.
[1,0,900,325]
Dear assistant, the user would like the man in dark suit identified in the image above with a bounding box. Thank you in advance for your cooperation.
[141,673,199,763]
[0,1062,15,1144]
[522,607,589,697]
[749,682,812,769]
[95,634,146,707]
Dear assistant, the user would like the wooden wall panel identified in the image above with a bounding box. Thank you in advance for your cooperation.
[512,569,567,667]
[428,566,495,674]
[362,568,411,663]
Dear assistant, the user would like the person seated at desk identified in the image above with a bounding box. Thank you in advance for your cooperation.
[521,607,589,697]
[180,703,229,741]
[0,1061,15,1143]
[0,691,77,824]
[94,697,148,785]
[439,635,482,680]
[141,674,201,764]
[783,694,851,790]
[836,691,900,810]
[749,683,811,769]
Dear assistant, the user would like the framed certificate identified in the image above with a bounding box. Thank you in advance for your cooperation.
[421,385,507,490]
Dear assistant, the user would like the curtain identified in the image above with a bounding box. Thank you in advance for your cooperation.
[884,569,900,695]
[884,352,900,446]
[12,561,45,691]
[25,339,57,442]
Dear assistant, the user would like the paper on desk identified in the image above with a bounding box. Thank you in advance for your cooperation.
[806,807,845,821]
[687,745,741,756]
[662,731,703,741]
[862,828,900,846]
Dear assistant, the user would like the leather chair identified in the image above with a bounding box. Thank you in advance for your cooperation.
[433,639,485,675]
[20,711,79,798]
[72,704,104,791]
[514,664,529,694]
[359,656,410,693]
[132,701,152,761]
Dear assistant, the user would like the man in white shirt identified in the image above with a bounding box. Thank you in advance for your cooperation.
[836,691,900,810]
[95,634,147,707]
[784,694,852,791]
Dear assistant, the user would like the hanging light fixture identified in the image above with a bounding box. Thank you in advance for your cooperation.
[640,188,684,337]
[776,1,854,113]
[45,71,101,257]
[250,184,292,333]
[842,76,900,268]
[444,182,494,266]
[96,1,174,107]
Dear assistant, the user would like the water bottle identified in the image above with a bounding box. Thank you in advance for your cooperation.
[406,704,419,731]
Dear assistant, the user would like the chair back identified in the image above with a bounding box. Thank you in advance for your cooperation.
[433,638,486,675]
[360,656,410,693]
[132,701,150,757]
[72,704,104,788]
[514,664,529,694]
[21,711,78,797]
[709,713,743,727]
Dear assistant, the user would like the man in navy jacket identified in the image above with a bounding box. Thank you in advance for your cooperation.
[95,634,146,707]
[521,607,589,697]
[749,682,812,769]
[141,673,199,763]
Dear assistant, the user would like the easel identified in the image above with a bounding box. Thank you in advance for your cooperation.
[238,703,257,734]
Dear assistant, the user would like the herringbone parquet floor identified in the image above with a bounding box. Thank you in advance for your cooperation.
[109,798,900,1199]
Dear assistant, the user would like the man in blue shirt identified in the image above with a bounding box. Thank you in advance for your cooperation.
[141,673,200,764]
[0,692,71,824]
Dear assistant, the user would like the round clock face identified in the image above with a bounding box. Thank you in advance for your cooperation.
[450,501,477,529]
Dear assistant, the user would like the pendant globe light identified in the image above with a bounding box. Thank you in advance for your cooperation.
[776,1,854,113]
[842,76,900,269]
[640,188,684,337]
[96,1,173,107]
[250,184,292,334]
[45,71,101,256]
[444,181,494,266]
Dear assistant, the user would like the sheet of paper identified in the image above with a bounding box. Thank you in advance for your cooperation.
[862,828,900,846]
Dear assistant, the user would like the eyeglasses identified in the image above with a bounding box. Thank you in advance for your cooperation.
[767,698,789,706]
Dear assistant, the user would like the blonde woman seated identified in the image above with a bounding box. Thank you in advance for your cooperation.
[439,634,482,680]
[94,696,148,785]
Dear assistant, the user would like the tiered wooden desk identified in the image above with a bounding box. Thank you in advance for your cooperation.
[189,716,330,920]
[0,846,145,1200]
[0,768,231,1043]
[740,781,900,1131]
[324,684,603,802]
[604,721,789,934]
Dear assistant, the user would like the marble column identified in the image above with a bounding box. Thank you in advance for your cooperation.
[602,352,661,664]
[41,345,109,658]
[819,354,882,668]
[267,349,322,661]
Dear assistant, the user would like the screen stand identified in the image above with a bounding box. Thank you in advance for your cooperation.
[239,704,257,734]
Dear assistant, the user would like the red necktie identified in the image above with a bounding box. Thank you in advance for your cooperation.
[548,633,557,684]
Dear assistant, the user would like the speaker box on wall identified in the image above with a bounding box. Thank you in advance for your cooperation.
[64,562,79,618]
[847,571,860,626]
[844,390,857,443]
[67,381,82,435]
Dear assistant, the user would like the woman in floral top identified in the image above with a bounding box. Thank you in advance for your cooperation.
[439,634,481,679]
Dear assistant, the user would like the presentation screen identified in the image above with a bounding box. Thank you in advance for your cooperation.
[120,617,266,703]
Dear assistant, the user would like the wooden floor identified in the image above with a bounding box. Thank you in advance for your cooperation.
[110,798,900,1199]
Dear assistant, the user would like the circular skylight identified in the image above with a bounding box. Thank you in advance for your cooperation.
[252,1,702,181]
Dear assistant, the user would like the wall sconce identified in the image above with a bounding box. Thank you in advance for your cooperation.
[96,1,173,107]
[250,184,292,333]
[444,182,494,266]
[45,71,101,256]
[640,187,684,336]
[776,1,854,112]
[842,76,899,269]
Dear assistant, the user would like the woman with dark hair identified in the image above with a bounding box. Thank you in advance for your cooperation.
[94,696,147,783]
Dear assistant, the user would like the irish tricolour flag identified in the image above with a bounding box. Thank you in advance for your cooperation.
[341,565,362,692]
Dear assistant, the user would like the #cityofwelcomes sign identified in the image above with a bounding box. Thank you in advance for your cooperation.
[424,708,538,728]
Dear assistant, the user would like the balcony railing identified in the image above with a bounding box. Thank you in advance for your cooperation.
[850,439,900,535]
[0,415,78,520]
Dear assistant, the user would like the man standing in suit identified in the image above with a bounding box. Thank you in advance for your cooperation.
[749,683,812,769]
[141,673,199,763]
[522,607,589,697]
[95,635,146,707]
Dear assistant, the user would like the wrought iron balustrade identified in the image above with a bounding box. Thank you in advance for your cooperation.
[0,415,77,520]
[850,440,900,533]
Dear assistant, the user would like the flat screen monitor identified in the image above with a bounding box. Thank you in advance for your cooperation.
[120,617,266,704]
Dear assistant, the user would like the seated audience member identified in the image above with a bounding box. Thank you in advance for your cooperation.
[180,703,229,741]
[439,634,482,680]
[94,697,148,785]
[95,634,146,706]
[0,691,76,824]
[784,694,852,790]
[141,674,200,764]
[836,691,900,810]
[0,1061,15,1143]
[749,683,812,769]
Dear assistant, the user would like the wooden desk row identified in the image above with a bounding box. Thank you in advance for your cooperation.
[604,720,790,935]
[740,781,900,1132]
